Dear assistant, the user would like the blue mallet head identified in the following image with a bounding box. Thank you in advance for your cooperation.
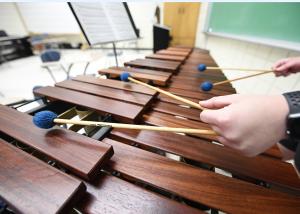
[201,81,213,91]
[120,72,131,82]
[33,110,58,129]
[198,64,207,72]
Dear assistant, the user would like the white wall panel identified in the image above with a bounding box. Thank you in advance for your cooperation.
[0,3,27,36]
[17,2,80,34]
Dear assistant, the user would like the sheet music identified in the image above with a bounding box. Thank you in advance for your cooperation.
[70,2,137,45]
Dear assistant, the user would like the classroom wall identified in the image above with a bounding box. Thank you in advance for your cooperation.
[0,3,27,36]
[127,2,163,49]
[0,2,158,49]
[195,3,300,95]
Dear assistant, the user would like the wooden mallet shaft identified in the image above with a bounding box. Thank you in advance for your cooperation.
[128,77,204,110]
[206,66,272,72]
[214,70,273,86]
[54,118,216,135]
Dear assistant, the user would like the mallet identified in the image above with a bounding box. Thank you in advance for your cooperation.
[198,63,272,73]
[33,111,216,135]
[200,70,273,91]
[120,72,204,110]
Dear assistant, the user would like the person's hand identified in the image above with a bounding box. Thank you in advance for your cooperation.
[199,94,289,157]
[273,57,300,77]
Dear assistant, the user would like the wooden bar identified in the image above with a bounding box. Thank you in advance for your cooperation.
[124,59,181,73]
[265,145,284,159]
[144,111,217,141]
[153,101,202,122]
[146,54,186,62]
[182,67,232,80]
[72,75,156,96]
[191,48,210,54]
[77,175,203,214]
[158,94,201,106]
[98,66,171,86]
[109,129,300,191]
[0,105,114,180]
[0,139,86,214]
[170,81,235,94]
[55,80,156,107]
[177,70,228,81]
[156,49,189,57]
[103,138,300,214]
[167,47,192,53]
[34,86,144,123]
[109,66,171,77]
[163,87,232,100]
[161,87,215,100]
[171,76,235,92]
[170,81,235,95]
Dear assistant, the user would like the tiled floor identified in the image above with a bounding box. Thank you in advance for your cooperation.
[0,49,151,104]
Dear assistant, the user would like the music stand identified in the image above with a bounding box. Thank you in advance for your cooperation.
[68,2,139,66]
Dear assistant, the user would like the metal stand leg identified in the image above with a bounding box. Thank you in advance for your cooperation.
[44,66,57,83]
[112,42,118,67]
[66,63,74,79]
[83,61,90,75]
[60,64,69,79]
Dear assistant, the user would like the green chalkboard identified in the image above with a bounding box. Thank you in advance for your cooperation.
[208,3,300,43]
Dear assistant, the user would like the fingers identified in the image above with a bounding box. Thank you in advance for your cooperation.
[211,125,222,135]
[217,136,232,147]
[273,58,288,76]
[199,94,241,109]
[200,109,219,125]
[273,59,293,77]
[273,58,289,70]
[275,62,291,72]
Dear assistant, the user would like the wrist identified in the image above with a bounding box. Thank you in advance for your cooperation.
[282,91,300,140]
[277,95,289,139]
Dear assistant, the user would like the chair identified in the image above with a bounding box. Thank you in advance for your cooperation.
[40,50,69,83]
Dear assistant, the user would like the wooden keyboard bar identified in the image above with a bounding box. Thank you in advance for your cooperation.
[167,47,192,53]
[55,80,156,107]
[181,68,232,81]
[265,145,284,159]
[171,76,235,92]
[177,70,228,81]
[72,75,155,96]
[110,66,171,77]
[153,101,202,122]
[144,111,217,142]
[160,87,214,100]
[0,139,86,214]
[170,81,234,93]
[77,175,203,214]
[146,54,186,62]
[156,49,189,57]
[182,66,228,78]
[34,86,144,123]
[124,59,181,73]
[103,138,300,213]
[158,94,202,106]
[109,129,300,191]
[0,105,113,180]
[190,47,209,54]
[98,67,171,86]
[162,87,232,100]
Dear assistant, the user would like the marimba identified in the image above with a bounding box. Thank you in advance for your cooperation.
[1,47,300,214]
